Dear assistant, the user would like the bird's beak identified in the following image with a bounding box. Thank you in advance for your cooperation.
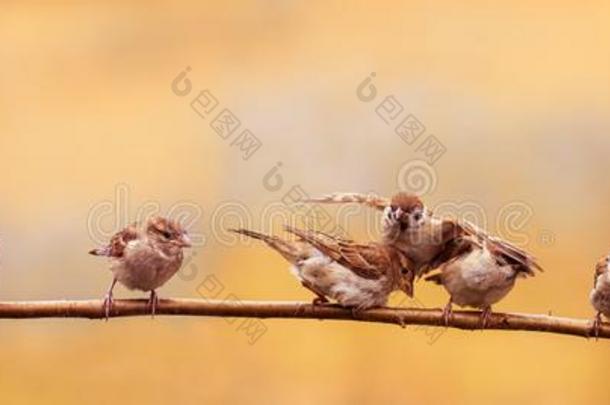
[395,208,404,220]
[178,234,192,248]
[401,281,414,298]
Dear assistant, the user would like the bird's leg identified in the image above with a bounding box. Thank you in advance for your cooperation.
[351,302,378,319]
[102,278,118,321]
[441,299,453,326]
[479,306,493,329]
[312,295,329,306]
[300,281,330,307]
[590,311,603,339]
[147,290,159,318]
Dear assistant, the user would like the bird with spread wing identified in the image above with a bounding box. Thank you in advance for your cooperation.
[305,191,543,326]
[231,227,415,311]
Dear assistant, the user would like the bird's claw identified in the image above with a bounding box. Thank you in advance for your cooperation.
[102,294,113,321]
[147,291,159,318]
[590,312,603,340]
[441,301,453,327]
[479,307,493,329]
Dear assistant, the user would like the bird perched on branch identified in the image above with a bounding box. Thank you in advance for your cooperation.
[590,254,610,337]
[424,222,542,327]
[231,227,415,312]
[89,217,192,319]
[305,192,462,276]
[304,192,543,326]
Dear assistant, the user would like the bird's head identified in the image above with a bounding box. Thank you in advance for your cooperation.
[594,254,610,287]
[387,192,426,230]
[146,216,192,250]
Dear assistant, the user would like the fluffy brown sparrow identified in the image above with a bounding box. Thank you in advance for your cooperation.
[590,254,610,337]
[425,222,542,327]
[232,227,415,311]
[306,192,462,276]
[89,217,192,319]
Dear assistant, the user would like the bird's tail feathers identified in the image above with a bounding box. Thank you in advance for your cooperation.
[88,247,110,257]
[230,228,303,264]
[283,226,335,258]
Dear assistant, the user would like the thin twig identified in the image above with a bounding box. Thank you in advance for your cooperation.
[0,299,606,340]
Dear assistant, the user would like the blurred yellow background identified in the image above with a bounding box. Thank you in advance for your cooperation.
[1,1,610,404]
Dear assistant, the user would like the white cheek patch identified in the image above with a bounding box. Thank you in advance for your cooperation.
[421,209,430,222]
[383,207,399,224]
[408,209,425,228]
[417,210,428,226]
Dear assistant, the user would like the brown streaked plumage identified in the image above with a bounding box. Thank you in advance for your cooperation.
[590,254,610,337]
[593,255,609,287]
[304,191,464,275]
[89,223,139,258]
[231,228,331,303]
[425,224,542,327]
[284,226,415,299]
[89,216,192,319]
[232,227,415,311]
[305,192,390,211]
[232,228,313,264]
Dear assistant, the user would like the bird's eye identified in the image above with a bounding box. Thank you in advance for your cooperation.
[414,213,422,221]
[161,231,172,239]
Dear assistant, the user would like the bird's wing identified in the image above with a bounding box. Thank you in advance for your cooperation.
[487,237,542,275]
[419,219,481,273]
[423,222,492,286]
[299,229,355,244]
[594,256,609,288]
[426,232,479,272]
[107,223,140,258]
[284,226,389,280]
[304,192,390,211]
[460,220,543,275]
[230,228,308,264]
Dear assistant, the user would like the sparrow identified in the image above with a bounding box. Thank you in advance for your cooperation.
[89,216,192,319]
[590,254,610,337]
[231,227,415,311]
[305,192,462,276]
[424,222,543,327]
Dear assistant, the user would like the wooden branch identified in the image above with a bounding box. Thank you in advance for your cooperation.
[0,299,607,340]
